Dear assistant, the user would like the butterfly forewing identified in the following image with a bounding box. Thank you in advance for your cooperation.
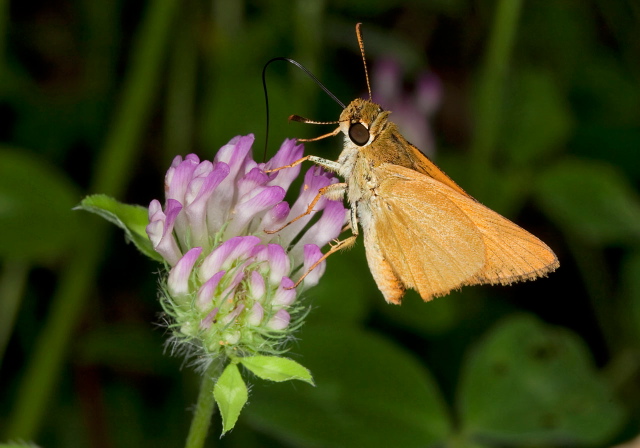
[432,180,560,284]
[367,164,558,302]
[364,164,487,302]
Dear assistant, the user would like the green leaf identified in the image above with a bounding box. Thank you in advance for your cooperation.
[246,324,452,448]
[458,314,625,446]
[214,363,248,435]
[502,68,573,167]
[535,158,640,245]
[76,194,163,261]
[240,355,314,385]
[0,148,81,260]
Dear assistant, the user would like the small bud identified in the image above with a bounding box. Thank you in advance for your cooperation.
[200,307,219,330]
[167,247,203,301]
[247,271,266,302]
[247,303,264,326]
[196,271,225,310]
[271,277,296,308]
[147,199,183,266]
[267,309,291,330]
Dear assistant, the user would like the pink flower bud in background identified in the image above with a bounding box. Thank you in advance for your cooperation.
[371,58,442,156]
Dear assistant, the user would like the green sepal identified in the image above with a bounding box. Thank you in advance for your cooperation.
[76,194,163,262]
[214,363,248,435]
[240,355,314,385]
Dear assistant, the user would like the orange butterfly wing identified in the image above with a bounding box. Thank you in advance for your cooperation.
[364,164,559,303]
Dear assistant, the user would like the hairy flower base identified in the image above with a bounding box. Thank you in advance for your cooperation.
[162,238,310,359]
[147,135,346,363]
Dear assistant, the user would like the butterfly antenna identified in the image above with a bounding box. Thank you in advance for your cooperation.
[355,23,372,101]
[262,57,346,161]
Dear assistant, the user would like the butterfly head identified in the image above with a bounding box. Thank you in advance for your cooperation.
[339,98,391,148]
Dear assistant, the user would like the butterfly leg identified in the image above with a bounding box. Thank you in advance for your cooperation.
[265,154,341,174]
[264,183,347,234]
[264,155,312,174]
[290,205,359,289]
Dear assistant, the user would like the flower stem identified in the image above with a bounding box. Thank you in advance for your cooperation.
[185,361,220,448]
[470,0,523,195]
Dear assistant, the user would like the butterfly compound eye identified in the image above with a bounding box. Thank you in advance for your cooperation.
[349,122,370,146]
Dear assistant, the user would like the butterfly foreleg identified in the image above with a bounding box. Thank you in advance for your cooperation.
[264,154,341,175]
[289,204,359,289]
[264,182,348,234]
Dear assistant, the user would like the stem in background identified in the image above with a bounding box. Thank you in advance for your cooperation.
[165,0,198,162]
[185,361,220,448]
[0,261,29,368]
[293,0,326,113]
[469,0,523,196]
[5,0,179,440]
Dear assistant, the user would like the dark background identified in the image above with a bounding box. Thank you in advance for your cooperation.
[1,0,639,446]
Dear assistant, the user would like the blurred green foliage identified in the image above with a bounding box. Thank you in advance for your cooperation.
[1,0,639,446]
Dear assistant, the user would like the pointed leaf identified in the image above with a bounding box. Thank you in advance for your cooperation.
[240,356,313,385]
[214,363,248,435]
[76,194,163,261]
[458,314,625,446]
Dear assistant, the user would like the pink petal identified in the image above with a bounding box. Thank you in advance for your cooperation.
[264,139,304,191]
[199,236,261,281]
[248,270,266,302]
[147,199,183,266]
[200,307,219,330]
[271,277,296,308]
[184,163,230,246]
[290,200,346,263]
[252,244,290,286]
[224,186,286,238]
[165,154,200,204]
[196,270,225,309]
[260,201,290,240]
[237,167,269,199]
[167,247,203,299]
[278,166,335,246]
[301,244,326,289]
[221,303,245,325]
[247,303,264,326]
[267,309,290,330]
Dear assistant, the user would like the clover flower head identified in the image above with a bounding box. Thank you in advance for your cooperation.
[146,134,346,362]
